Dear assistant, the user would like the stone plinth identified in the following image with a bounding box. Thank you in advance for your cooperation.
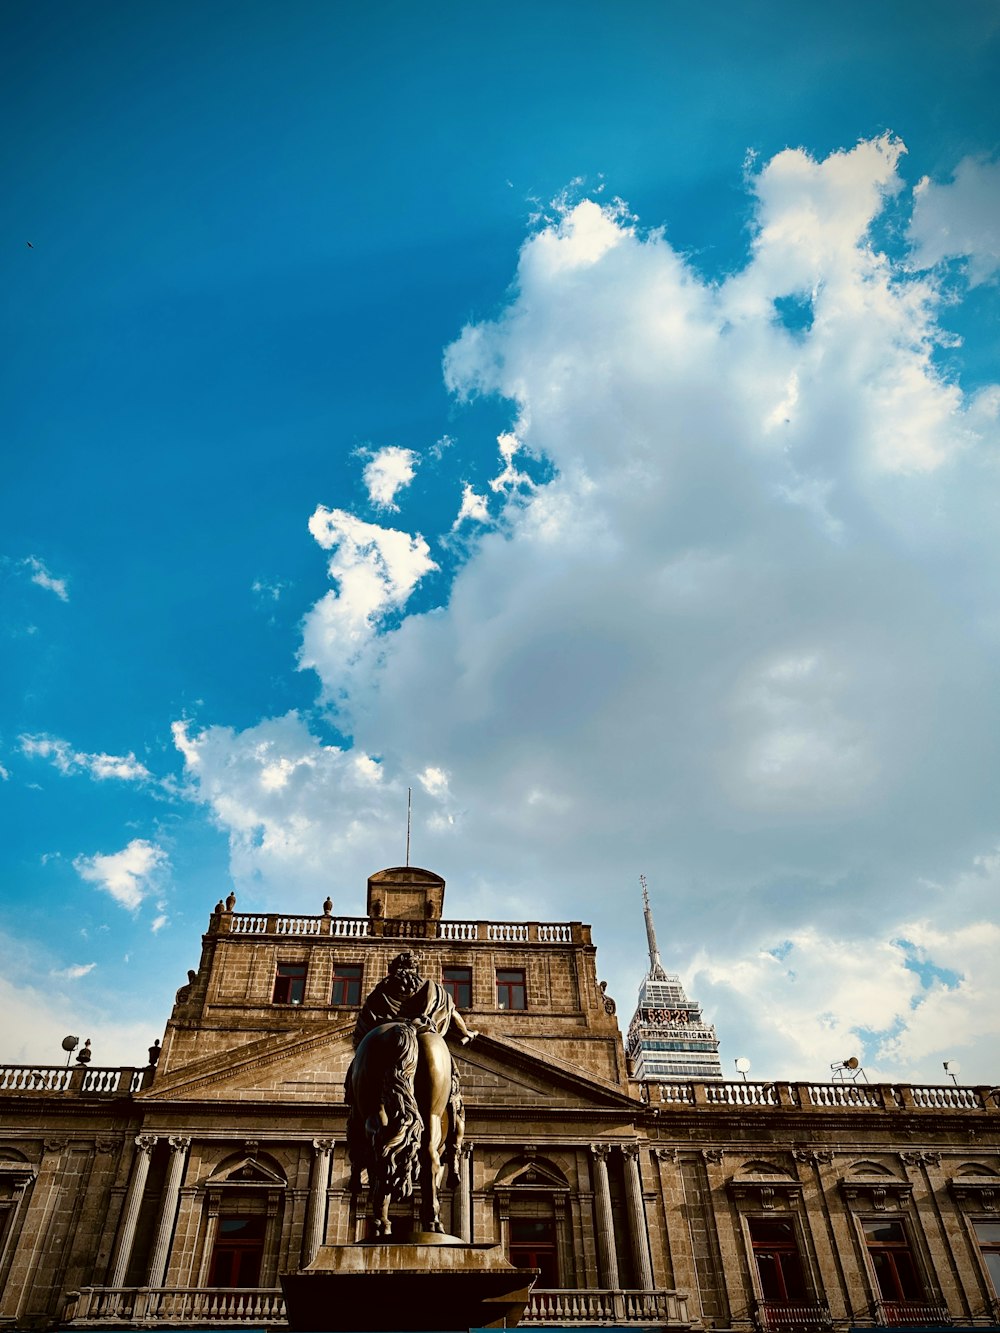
[281,1239,536,1332]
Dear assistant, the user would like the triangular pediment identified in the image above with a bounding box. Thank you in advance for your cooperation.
[139,1025,637,1113]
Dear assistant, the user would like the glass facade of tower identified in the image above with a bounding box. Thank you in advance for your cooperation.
[627,973,723,1082]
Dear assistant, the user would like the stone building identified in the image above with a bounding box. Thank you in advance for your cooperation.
[0,865,998,1331]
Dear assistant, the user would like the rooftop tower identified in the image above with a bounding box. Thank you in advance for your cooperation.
[626,876,723,1082]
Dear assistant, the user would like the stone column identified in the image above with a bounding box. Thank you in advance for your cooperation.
[301,1140,334,1266]
[453,1143,473,1242]
[147,1137,190,1288]
[589,1144,620,1291]
[622,1144,654,1289]
[107,1136,158,1288]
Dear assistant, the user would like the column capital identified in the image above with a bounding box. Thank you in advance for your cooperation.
[312,1138,335,1155]
[589,1142,612,1162]
[135,1134,159,1155]
[621,1142,642,1162]
[167,1136,191,1153]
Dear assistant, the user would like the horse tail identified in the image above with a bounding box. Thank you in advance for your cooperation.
[370,1023,422,1200]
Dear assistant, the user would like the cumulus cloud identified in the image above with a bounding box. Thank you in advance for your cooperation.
[73,839,169,911]
[909,155,1000,286]
[172,713,425,893]
[172,139,1000,1082]
[299,508,437,699]
[20,734,153,782]
[362,445,418,510]
[23,555,69,601]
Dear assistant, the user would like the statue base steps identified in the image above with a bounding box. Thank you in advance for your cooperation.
[281,1241,536,1331]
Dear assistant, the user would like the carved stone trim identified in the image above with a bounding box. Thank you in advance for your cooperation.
[653,1147,679,1163]
[729,1177,803,1208]
[840,1178,912,1209]
[702,1148,725,1163]
[949,1178,1000,1212]
[900,1151,942,1167]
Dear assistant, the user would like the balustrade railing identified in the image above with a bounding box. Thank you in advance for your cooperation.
[0,1065,144,1096]
[805,1082,883,1109]
[875,1299,952,1326]
[706,1081,779,1107]
[64,1286,287,1324]
[640,1080,994,1111]
[755,1299,833,1330]
[523,1288,688,1324]
[222,911,576,943]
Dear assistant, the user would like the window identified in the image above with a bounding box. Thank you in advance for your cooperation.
[272,963,306,1004]
[443,966,472,1009]
[331,963,363,1006]
[863,1219,924,1304]
[974,1221,1000,1297]
[749,1218,807,1303]
[208,1215,265,1287]
[496,968,527,1011]
[509,1216,559,1287]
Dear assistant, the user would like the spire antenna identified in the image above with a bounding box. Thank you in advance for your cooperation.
[640,874,666,980]
[405,787,412,867]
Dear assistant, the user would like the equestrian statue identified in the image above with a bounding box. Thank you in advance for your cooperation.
[345,952,478,1237]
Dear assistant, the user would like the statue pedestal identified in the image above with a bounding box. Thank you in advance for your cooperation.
[280,1239,536,1332]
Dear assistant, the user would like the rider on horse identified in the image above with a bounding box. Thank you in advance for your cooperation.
[345,952,478,1235]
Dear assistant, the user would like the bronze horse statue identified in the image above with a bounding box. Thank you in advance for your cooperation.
[345,953,476,1237]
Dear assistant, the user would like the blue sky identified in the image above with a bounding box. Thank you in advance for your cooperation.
[3,1,1000,1083]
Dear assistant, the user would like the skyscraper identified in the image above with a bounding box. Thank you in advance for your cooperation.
[626,877,723,1082]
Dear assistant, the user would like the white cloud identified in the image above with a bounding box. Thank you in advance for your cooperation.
[23,555,69,601]
[150,914,168,933]
[171,139,1000,1082]
[173,712,418,892]
[20,734,152,782]
[362,446,418,510]
[51,962,96,980]
[73,839,168,911]
[299,508,437,699]
[909,155,1000,286]
[452,483,491,529]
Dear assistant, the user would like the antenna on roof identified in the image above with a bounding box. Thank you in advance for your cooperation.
[640,875,667,981]
[405,787,412,867]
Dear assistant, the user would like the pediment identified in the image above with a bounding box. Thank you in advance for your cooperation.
[139,1026,636,1113]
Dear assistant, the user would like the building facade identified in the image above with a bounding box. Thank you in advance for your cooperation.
[0,865,997,1332]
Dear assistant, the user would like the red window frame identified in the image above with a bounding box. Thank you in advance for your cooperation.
[272,963,306,1004]
[331,963,363,1006]
[749,1218,807,1302]
[443,966,472,1009]
[863,1220,924,1303]
[496,968,527,1011]
[974,1221,1000,1298]
[509,1217,559,1287]
[208,1215,265,1287]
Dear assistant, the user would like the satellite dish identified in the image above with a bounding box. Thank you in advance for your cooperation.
[735,1057,752,1073]
[844,1056,860,1070]
[61,1035,79,1052]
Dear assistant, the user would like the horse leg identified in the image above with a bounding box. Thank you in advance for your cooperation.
[419,1110,446,1232]
[415,1030,453,1233]
[373,1184,392,1238]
